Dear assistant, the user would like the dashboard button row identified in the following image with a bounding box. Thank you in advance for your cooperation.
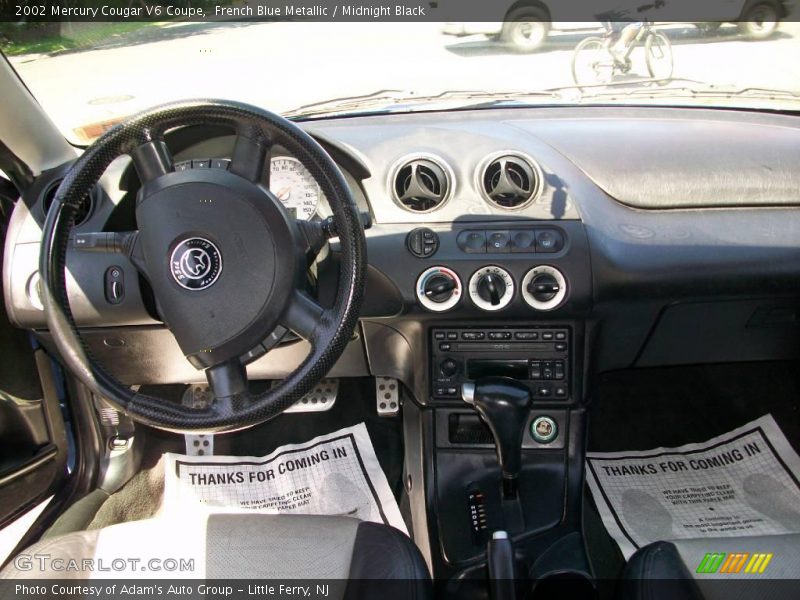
[457,229,564,254]
[445,330,561,342]
[174,158,230,171]
[435,329,569,347]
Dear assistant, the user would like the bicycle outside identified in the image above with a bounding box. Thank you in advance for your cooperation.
[572,21,673,87]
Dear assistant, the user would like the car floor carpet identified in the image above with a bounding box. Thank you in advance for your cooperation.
[583,360,800,586]
[86,377,405,530]
[589,361,800,454]
[88,455,166,530]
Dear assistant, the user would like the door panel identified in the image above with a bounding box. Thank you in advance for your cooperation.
[0,179,69,527]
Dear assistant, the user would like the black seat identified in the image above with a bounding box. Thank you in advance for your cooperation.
[1,514,432,599]
[620,535,800,600]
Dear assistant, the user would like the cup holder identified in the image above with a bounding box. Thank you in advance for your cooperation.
[530,570,596,600]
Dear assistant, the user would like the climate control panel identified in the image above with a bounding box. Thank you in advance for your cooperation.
[415,265,567,312]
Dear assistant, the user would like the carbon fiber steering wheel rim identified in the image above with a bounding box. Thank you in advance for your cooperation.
[39,100,366,433]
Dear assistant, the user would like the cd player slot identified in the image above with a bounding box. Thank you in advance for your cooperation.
[466,359,529,380]
[450,343,549,352]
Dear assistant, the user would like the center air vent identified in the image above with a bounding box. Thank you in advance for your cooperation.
[42,180,94,226]
[392,156,451,213]
[480,154,541,209]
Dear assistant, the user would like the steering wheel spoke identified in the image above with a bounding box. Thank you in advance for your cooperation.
[282,290,325,343]
[130,139,174,184]
[230,125,272,184]
[205,358,249,401]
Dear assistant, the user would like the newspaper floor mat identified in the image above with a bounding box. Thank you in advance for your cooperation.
[163,423,406,533]
[586,414,800,559]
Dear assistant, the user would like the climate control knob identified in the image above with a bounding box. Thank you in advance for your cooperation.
[477,272,507,306]
[416,266,462,312]
[425,274,457,302]
[469,266,514,311]
[528,273,560,302]
[521,266,567,311]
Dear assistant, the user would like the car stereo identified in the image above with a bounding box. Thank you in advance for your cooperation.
[430,327,571,401]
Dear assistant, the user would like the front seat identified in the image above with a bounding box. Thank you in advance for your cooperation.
[619,534,800,600]
[1,513,432,598]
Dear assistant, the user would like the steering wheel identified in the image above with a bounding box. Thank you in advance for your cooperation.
[40,101,367,433]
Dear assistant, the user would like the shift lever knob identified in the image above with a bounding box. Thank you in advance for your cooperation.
[462,377,531,498]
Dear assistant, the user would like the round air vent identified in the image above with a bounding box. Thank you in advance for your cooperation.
[392,156,451,213]
[42,181,94,226]
[480,153,542,210]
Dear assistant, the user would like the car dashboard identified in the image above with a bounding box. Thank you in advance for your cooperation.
[5,105,800,408]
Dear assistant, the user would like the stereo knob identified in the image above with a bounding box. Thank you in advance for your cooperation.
[440,358,458,376]
[528,273,560,302]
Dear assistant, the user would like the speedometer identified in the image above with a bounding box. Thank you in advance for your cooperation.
[269,156,320,221]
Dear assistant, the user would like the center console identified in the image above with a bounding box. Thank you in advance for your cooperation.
[407,227,591,596]
[427,321,586,566]
[363,220,593,596]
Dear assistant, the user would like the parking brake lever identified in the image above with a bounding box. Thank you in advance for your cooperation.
[487,531,518,600]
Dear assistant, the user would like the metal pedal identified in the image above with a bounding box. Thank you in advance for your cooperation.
[283,378,338,413]
[182,385,214,456]
[376,377,400,417]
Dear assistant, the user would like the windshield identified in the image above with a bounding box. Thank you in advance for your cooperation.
[4,13,800,144]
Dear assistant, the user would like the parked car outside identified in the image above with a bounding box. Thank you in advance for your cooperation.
[442,0,795,51]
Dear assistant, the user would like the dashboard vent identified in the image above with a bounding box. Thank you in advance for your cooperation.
[481,154,540,209]
[42,180,94,226]
[392,157,450,212]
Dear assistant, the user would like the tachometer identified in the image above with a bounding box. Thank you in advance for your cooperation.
[269,156,320,221]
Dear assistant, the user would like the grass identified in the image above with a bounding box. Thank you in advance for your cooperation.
[0,21,161,56]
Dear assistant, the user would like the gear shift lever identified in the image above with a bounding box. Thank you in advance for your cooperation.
[462,377,532,499]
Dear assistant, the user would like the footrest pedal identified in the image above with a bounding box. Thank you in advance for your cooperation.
[376,377,400,417]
